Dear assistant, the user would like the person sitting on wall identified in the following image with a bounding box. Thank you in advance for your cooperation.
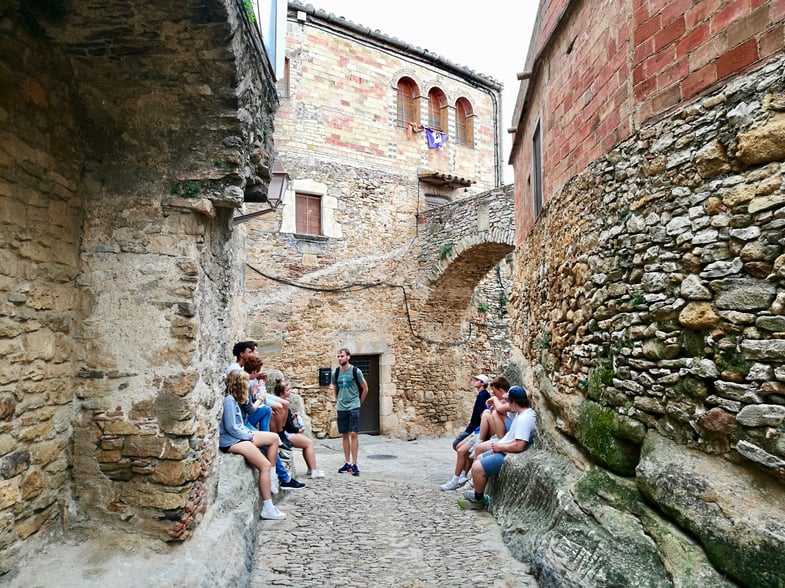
[226,340,292,450]
[273,378,326,479]
[458,385,536,510]
[443,374,491,488]
[219,370,286,520]
[441,376,511,491]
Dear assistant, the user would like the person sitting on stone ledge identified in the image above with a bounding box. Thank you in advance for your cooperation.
[243,358,305,491]
[219,370,286,520]
[458,385,536,510]
[274,378,325,479]
[226,340,292,450]
[441,376,511,491]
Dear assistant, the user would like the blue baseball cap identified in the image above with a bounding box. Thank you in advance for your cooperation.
[508,386,527,403]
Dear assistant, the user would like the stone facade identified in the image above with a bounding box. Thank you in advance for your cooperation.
[507,0,785,585]
[0,0,278,564]
[244,2,515,439]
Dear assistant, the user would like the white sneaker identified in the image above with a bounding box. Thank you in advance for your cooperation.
[457,473,468,485]
[270,476,279,495]
[260,505,286,520]
[309,469,325,479]
[440,478,465,491]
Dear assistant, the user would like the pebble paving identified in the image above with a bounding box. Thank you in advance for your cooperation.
[251,435,538,588]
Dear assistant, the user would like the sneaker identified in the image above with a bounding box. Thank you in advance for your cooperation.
[458,473,468,485]
[439,478,465,491]
[279,448,292,461]
[351,464,360,476]
[458,492,488,510]
[270,476,279,495]
[260,505,286,520]
[338,462,353,474]
[280,478,305,490]
[309,469,325,479]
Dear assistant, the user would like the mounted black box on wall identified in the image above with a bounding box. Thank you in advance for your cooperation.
[318,367,332,386]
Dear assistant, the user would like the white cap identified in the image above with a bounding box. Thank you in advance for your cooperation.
[472,374,489,385]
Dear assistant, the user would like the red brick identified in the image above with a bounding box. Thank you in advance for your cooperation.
[634,76,658,101]
[689,36,722,71]
[633,63,647,86]
[635,14,662,46]
[656,58,689,90]
[716,38,759,78]
[685,0,723,28]
[650,84,682,113]
[683,62,718,99]
[644,45,678,75]
[711,1,751,33]
[773,0,785,20]
[634,37,656,64]
[759,24,784,59]
[677,22,709,56]
[727,4,772,48]
[633,1,651,26]
[655,15,686,50]
[661,0,693,27]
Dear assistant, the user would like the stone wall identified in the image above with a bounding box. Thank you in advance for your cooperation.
[507,55,785,586]
[0,0,278,564]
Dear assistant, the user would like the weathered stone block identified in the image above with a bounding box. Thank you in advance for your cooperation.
[736,115,785,165]
[122,435,190,460]
[679,302,719,330]
[151,459,202,486]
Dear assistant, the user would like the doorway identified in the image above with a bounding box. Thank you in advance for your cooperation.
[352,354,379,435]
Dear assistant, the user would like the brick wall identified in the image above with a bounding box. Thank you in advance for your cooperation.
[512,0,784,240]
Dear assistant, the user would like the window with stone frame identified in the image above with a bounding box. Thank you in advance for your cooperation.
[455,97,474,147]
[396,77,419,127]
[427,87,448,131]
[295,192,322,235]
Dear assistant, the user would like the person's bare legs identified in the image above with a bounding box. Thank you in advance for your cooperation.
[270,402,288,432]
[290,433,317,471]
[228,440,273,500]
[454,439,472,476]
[251,430,279,465]
[490,411,507,439]
[349,431,359,464]
[342,432,351,463]
[470,456,489,495]
[478,410,493,441]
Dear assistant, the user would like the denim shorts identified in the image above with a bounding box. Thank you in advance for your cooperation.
[337,408,360,433]
[479,450,506,476]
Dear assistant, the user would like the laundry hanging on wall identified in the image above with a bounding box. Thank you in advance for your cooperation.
[425,127,447,149]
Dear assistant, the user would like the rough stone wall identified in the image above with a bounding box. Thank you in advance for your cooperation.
[0,10,86,550]
[0,0,278,562]
[244,7,513,438]
[508,55,785,586]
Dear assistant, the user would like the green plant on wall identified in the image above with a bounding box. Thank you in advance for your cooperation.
[631,291,646,306]
[534,330,552,350]
[170,181,200,198]
[243,0,256,23]
[438,243,453,260]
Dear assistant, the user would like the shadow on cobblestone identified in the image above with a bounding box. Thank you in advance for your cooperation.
[253,435,537,588]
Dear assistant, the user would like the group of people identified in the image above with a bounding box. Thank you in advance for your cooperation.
[218,342,368,521]
[441,373,536,510]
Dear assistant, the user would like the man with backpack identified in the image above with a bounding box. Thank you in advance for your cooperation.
[332,348,368,476]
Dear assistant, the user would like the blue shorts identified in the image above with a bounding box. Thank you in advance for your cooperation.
[479,450,506,476]
[337,408,360,434]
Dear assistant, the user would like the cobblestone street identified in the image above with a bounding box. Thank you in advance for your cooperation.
[252,435,537,588]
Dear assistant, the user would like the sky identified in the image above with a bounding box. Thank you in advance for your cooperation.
[302,1,540,184]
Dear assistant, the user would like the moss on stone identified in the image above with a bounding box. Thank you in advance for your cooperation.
[587,358,614,401]
[576,400,642,476]
[680,329,706,357]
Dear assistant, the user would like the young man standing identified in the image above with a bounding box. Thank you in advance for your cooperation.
[332,348,368,476]
[458,386,535,510]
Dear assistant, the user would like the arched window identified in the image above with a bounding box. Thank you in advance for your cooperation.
[396,77,419,127]
[455,97,474,147]
[427,87,448,131]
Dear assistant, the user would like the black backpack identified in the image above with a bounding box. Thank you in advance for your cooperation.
[333,365,361,395]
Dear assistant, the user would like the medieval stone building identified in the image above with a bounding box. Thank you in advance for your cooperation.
[503,0,785,585]
[0,0,282,566]
[243,1,515,439]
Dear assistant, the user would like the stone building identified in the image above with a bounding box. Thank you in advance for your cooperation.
[244,1,515,438]
[0,0,281,564]
[503,0,785,585]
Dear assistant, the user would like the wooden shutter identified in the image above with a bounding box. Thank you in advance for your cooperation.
[296,193,322,235]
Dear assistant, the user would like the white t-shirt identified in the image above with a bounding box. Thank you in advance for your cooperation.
[499,407,536,446]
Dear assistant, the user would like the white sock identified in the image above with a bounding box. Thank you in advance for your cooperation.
[458,471,468,481]
[450,475,460,483]
[263,499,273,509]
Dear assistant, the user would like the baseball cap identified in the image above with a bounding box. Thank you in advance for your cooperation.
[472,374,489,385]
[508,386,527,403]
